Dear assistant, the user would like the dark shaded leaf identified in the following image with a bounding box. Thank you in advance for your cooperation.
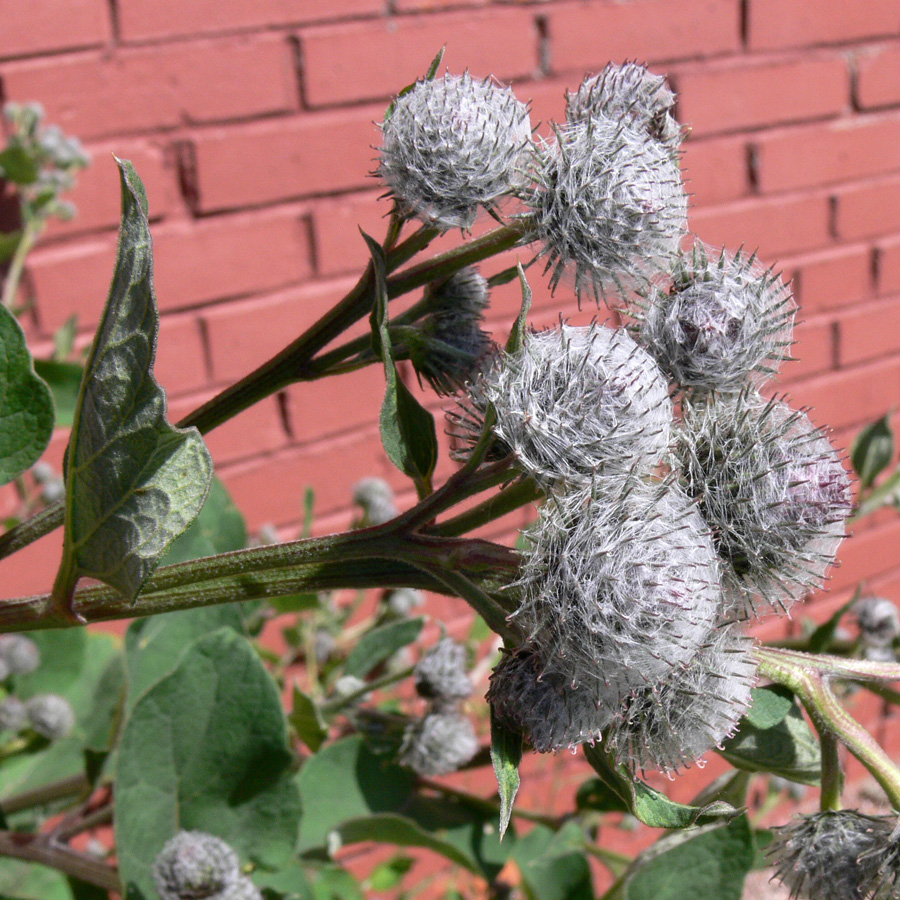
[852,414,894,488]
[343,616,423,679]
[490,706,522,839]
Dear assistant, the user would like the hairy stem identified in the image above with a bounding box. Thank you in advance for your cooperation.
[0,774,90,816]
[1,218,41,310]
[0,830,120,892]
[819,732,843,812]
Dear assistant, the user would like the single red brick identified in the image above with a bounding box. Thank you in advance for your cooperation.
[2,37,296,141]
[0,0,111,59]
[748,0,900,50]
[311,192,392,276]
[153,207,314,312]
[785,244,872,314]
[300,9,537,107]
[753,113,900,194]
[201,277,354,383]
[857,44,900,110]
[681,135,749,207]
[690,192,831,260]
[838,296,900,367]
[834,174,900,241]
[117,0,385,41]
[783,315,835,382]
[676,56,848,137]
[877,235,900,295]
[789,357,900,431]
[191,109,380,212]
[548,0,740,75]
[830,518,900,592]
[155,313,209,396]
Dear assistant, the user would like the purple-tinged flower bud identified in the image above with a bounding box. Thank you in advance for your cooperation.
[566,63,681,153]
[524,116,687,304]
[637,244,795,394]
[677,393,852,617]
[152,830,241,900]
[352,477,398,526]
[24,694,75,740]
[768,811,900,900]
[401,709,479,776]
[378,72,532,230]
[414,638,473,702]
[0,696,27,732]
[0,634,41,676]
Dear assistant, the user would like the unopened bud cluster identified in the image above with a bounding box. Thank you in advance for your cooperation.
[382,62,857,772]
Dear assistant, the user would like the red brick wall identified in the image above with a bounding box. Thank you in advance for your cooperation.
[3,0,900,635]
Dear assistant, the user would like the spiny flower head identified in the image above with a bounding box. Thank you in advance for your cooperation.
[409,268,494,394]
[378,72,532,230]
[0,634,41,676]
[400,708,479,775]
[352,477,398,526]
[768,811,900,900]
[605,623,757,773]
[636,244,795,394]
[152,830,241,900]
[677,393,852,617]
[414,637,474,701]
[457,323,674,485]
[487,645,614,752]
[566,63,681,154]
[511,479,724,712]
[25,693,75,740]
[524,116,687,304]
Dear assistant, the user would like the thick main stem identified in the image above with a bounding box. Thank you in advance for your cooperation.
[0,831,120,892]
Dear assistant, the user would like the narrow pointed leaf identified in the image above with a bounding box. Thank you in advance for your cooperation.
[504,264,533,356]
[490,706,523,839]
[0,303,54,485]
[56,158,212,602]
[852,414,894,488]
[344,616,424,679]
[291,684,328,752]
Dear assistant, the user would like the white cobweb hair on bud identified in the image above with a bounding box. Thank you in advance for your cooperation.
[523,116,687,305]
[566,62,682,154]
[487,645,614,752]
[378,71,532,230]
[767,811,900,900]
[400,708,479,775]
[677,392,852,618]
[352,477,398,526]
[636,243,796,394]
[152,830,241,900]
[414,637,474,702]
[606,623,757,774]
[453,323,674,485]
[510,479,725,714]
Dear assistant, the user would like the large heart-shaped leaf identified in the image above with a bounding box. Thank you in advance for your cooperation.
[54,158,212,606]
[0,303,54,485]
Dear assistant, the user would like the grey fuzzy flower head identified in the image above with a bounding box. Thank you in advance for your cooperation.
[605,623,757,773]
[677,393,853,617]
[221,877,263,900]
[0,634,41,676]
[400,709,479,775]
[414,637,473,701]
[856,597,900,650]
[411,268,494,395]
[384,588,425,616]
[637,244,796,394]
[0,696,27,732]
[152,830,241,900]
[566,63,681,154]
[511,479,724,713]
[524,116,687,304]
[459,323,674,485]
[487,645,614,752]
[378,72,532,230]
[768,811,900,900]
[352,477,397,526]
[25,694,75,740]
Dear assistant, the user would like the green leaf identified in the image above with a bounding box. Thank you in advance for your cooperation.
[0,229,22,265]
[623,815,755,900]
[33,359,84,428]
[490,706,523,839]
[0,860,75,900]
[719,686,821,786]
[575,778,629,814]
[82,652,126,784]
[253,861,315,900]
[343,616,424,679]
[583,745,739,829]
[512,823,593,900]
[160,475,247,565]
[53,314,79,362]
[116,628,301,900]
[365,855,414,891]
[504,264,533,356]
[312,866,364,900]
[56,158,213,602]
[423,46,446,81]
[0,144,39,183]
[291,685,328,752]
[364,231,438,491]
[0,303,54,485]
[852,413,895,488]
[808,587,861,653]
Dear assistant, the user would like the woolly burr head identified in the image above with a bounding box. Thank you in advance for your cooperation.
[152,830,241,900]
[24,693,75,740]
[677,393,853,617]
[400,709,479,775]
[414,637,474,702]
[378,72,532,230]
[0,634,41,676]
[524,116,687,304]
[637,244,796,394]
[352,477,398,526]
[566,63,681,154]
